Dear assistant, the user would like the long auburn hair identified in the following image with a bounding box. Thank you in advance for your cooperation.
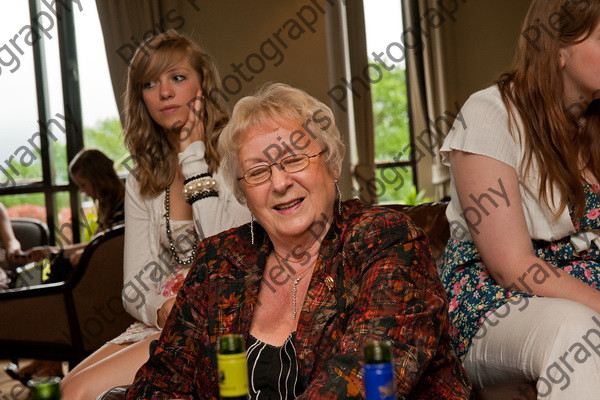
[497,0,600,220]
[123,30,229,197]
[69,149,125,230]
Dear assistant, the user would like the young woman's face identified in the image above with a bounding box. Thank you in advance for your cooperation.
[560,22,600,105]
[141,58,202,132]
[72,172,96,199]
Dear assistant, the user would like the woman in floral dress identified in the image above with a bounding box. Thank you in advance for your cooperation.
[440,0,600,398]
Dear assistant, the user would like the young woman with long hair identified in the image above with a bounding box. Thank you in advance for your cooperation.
[69,149,125,233]
[59,31,250,399]
[440,0,600,398]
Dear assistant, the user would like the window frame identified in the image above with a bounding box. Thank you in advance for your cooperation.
[0,0,84,245]
[350,0,420,204]
[372,1,418,200]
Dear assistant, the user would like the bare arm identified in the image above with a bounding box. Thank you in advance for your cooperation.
[450,150,600,313]
[0,204,22,260]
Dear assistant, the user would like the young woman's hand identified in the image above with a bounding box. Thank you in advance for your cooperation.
[9,245,59,263]
[179,90,205,152]
[5,239,22,261]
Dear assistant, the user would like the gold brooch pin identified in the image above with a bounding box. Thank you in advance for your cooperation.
[324,276,335,290]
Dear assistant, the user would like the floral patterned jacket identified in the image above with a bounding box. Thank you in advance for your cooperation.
[126,199,471,399]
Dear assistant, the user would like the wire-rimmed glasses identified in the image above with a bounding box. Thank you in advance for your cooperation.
[238,150,326,185]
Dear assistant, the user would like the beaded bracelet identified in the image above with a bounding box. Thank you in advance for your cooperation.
[182,176,219,204]
[184,173,211,185]
[186,191,219,204]
[183,177,218,195]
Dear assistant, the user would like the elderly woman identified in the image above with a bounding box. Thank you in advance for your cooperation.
[126,83,471,399]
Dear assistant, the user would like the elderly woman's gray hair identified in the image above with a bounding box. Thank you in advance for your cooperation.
[218,82,345,203]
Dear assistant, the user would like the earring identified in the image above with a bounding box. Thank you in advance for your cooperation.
[250,214,255,245]
[335,180,342,216]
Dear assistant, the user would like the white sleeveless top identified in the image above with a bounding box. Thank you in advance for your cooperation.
[440,86,597,251]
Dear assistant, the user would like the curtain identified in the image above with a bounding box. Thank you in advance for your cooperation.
[345,0,455,203]
[403,0,455,200]
[344,0,376,204]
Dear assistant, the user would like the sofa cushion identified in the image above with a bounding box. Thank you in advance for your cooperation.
[385,201,449,266]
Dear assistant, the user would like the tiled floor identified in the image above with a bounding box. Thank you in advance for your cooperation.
[0,360,29,400]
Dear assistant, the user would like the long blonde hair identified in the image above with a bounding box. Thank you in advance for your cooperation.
[498,0,600,220]
[123,30,229,197]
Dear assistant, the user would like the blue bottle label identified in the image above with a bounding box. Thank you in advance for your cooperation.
[364,362,395,400]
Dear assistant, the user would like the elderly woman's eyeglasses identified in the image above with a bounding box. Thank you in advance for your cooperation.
[238,150,326,185]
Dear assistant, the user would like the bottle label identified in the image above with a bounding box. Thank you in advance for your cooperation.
[363,363,395,400]
[218,353,249,397]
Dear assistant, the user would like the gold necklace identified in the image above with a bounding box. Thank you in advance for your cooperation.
[272,252,318,320]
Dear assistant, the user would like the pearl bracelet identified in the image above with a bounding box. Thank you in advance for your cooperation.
[182,176,219,204]
[184,173,211,185]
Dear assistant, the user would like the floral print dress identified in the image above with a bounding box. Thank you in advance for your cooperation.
[110,220,196,345]
[441,185,600,359]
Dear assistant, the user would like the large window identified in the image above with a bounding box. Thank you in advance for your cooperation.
[363,1,428,204]
[0,2,44,186]
[73,5,128,170]
[0,1,123,245]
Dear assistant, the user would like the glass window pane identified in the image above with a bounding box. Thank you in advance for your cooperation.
[371,68,410,162]
[43,1,67,184]
[375,166,414,205]
[0,3,42,187]
[54,190,80,247]
[363,1,410,164]
[73,5,129,170]
[1,194,46,221]
[54,192,97,247]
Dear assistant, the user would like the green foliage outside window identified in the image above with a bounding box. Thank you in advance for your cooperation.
[2,119,127,236]
[371,67,410,163]
[369,64,430,205]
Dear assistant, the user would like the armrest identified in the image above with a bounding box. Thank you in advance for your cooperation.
[0,281,67,300]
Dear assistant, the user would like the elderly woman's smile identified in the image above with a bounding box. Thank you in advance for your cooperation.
[237,122,338,241]
[273,198,303,212]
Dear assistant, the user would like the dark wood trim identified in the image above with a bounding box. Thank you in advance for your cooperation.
[57,0,84,244]
[401,0,422,190]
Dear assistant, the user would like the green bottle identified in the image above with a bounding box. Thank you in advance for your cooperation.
[363,341,396,400]
[217,334,249,399]
[27,377,61,400]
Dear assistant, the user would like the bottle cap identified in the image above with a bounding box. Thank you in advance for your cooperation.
[364,341,393,363]
[27,376,61,400]
[218,333,245,354]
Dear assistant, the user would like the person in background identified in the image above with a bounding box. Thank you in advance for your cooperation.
[24,149,126,265]
[126,82,471,399]
[0,202,24,289]
[4,148,126,383]
[440,0,600,398]
[59,31,250,400]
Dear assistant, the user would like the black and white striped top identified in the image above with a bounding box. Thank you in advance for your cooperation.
[246,333,303,399]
